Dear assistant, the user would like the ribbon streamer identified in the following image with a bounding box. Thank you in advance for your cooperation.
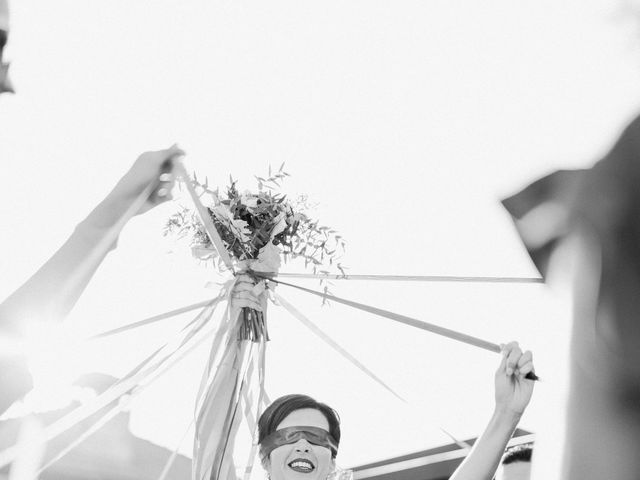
[194,280,238,416]
[189,247,542,284]
[193,333,248,480]
[192,276,270,480]
[157,419,195,480]
[35,395,132,478]
[37,302,217,480]
[0,297,223,470]
[88,298,216,339]
[274,292,405,402]
[8,417,45,480]
[83,270,540,341]
[265,277,501,353]
[175,161,235,272]
[267,278,539,381]
[193,308,266,480]
[276,273,543,283]
[242,343,269,480]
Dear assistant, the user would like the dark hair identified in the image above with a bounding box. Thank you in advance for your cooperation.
[502,443,533,465]
[258,394,341,459]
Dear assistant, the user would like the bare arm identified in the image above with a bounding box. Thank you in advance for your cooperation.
[0,145,184,338]
[449,342,535,480]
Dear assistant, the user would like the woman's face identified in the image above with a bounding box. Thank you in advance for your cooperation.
[266,408,335,480]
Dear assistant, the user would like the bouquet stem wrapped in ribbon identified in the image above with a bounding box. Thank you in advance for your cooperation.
[239,305,268,342]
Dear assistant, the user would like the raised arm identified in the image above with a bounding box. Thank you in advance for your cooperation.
[0,144,184,338]
[449,342,535,480]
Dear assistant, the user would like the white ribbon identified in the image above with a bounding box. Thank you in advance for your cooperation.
[0,296,223,471]
[274,292,404,402]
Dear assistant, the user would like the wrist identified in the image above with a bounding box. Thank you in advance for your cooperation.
[492,405,523,425]
[76,200,123,252]
[82,191,129,231]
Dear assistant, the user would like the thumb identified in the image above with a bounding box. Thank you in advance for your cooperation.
[159,144,186,163]
[497,348,508,374]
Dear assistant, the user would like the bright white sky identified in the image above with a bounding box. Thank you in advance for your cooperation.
[2,1,640,479]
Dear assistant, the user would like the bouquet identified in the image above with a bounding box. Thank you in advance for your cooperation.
[165,164,346,341]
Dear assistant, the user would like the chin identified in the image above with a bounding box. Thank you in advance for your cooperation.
[272,465,331,480]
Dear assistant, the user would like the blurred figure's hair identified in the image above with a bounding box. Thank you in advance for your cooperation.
[502,443,533,465]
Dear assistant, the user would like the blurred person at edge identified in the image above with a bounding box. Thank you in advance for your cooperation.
[0,0,13,93]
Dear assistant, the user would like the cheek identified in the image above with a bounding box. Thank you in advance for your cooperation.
[266,444,296,478]
[268,445,289,468]
[313,447,335,475]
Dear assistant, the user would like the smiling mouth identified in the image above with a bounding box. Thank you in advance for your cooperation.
[287,459,316,473]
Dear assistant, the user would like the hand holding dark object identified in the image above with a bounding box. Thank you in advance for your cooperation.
[447,341,536,480]
[495,342,536,416]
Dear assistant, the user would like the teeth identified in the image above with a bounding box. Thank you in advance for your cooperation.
[288,460,314,471]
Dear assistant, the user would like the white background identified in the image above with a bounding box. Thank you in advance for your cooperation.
[2,1,640,478]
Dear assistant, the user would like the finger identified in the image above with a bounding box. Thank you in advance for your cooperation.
[501,341,518,353]
[156,181,174,199]
[498,341,516,372]
[259,295,268,312]
[232,291,260,301]
[233,282,257,293]
[164,143,185,158]
[236,274,255,284]
[143,147,184,173]
[232,299,263,311]
[518,361,534,377]
[158,154,179,180]
[231,298,263,311]
[497,349,508,373]
[149,185,174,206]
[232,291,263,309]
[252,281,266,296]
[517,350,532,369]
[505,344,522,376]
[147,146,184,176]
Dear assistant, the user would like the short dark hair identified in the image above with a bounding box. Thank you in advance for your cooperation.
[258,394,341,459]
[502,443,533,465]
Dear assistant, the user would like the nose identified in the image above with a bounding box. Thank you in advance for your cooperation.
[293,439,312,453]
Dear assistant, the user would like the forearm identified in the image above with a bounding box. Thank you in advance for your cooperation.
[449,409,521,480]
[0,194,128,337]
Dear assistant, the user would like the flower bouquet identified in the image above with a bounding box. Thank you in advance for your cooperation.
[165,164,346,341]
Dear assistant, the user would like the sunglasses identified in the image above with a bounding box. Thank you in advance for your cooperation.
[260,426,339,459]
